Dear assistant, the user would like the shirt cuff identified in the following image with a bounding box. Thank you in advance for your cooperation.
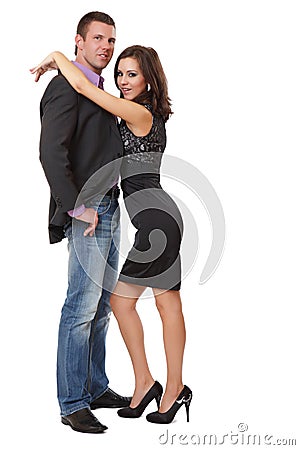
[67,204,86,217]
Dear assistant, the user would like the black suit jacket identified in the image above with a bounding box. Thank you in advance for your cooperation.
[39,73,123,243]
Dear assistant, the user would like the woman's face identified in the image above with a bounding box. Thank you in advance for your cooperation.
[116,57,147,100]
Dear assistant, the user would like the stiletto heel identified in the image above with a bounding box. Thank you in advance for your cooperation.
[185,398,191,422]
[117,381,163,418]
[146,385,192,424]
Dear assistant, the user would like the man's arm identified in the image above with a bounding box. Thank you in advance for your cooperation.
[39,75,79,212]
[40,75,98,235]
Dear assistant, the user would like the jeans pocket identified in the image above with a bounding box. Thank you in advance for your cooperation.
[97,200,112,217]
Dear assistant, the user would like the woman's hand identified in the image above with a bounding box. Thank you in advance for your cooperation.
[30,53,59,82]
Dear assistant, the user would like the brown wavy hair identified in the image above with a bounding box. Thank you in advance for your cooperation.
[114,45,173,122]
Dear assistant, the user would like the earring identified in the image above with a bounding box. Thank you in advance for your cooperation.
[147,83,151,91]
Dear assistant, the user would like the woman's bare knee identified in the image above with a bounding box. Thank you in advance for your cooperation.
[154,289,182,316]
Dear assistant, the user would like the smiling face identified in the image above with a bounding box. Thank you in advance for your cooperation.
[75,21,116,74]
[116,57,147,100]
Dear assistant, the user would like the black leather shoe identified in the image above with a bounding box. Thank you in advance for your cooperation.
[90,388,132,409]
[61,408,107,433]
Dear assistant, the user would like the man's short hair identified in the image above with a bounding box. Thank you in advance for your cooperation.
[75,11,115,55]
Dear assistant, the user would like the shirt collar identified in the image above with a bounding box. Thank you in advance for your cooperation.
[72,61,104,87]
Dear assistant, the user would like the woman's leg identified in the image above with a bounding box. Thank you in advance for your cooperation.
[153,288,186,412]
[110,281,155,407]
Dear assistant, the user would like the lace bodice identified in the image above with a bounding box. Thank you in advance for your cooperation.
[119,105,167,199]
[119,104,166,162]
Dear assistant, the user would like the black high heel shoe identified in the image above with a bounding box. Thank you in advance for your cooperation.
[146,385,192,424]
[117,381,163,418]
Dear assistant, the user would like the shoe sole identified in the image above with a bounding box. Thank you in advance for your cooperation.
[61,418,107,433]
[90,404,130,410]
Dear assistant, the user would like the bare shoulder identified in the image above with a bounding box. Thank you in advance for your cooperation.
[127,104,153,137]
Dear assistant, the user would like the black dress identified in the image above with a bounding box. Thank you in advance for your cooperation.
[118,105,183,291]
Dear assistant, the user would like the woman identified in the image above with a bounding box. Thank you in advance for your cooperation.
[31,45,192,424]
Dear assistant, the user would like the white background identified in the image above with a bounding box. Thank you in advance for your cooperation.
[1,0,299,448]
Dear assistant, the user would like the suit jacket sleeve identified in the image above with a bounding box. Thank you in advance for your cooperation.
[39,75,79,214]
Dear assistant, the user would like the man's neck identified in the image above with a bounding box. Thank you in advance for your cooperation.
[75,56,102,76]
[72,61,103,87]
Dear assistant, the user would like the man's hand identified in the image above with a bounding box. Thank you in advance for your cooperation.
[76,207,98,237]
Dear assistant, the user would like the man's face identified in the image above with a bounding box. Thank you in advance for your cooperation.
[75,21,116,73]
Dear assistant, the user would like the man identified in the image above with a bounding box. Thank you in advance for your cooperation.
[39,11,130,434]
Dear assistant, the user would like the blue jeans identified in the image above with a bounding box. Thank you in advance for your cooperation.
[57,197,120,416]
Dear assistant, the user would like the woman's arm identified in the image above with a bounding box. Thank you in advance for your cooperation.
[31,51,152,136]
